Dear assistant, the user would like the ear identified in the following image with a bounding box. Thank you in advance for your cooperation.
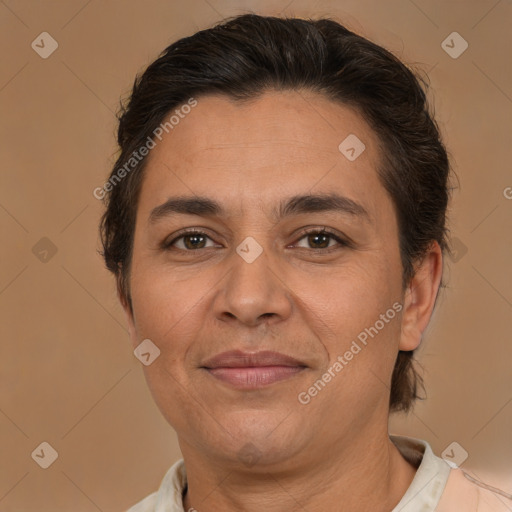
[399,241,443,351]
[117,278,138,348]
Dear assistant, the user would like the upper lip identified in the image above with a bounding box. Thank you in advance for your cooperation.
[201,350,307,369]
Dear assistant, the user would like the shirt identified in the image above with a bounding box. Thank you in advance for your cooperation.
[126,435,512,511]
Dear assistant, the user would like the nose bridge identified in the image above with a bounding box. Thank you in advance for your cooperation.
[215,233,292,325]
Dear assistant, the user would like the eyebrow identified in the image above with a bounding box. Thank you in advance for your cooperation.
[148,193,371,225]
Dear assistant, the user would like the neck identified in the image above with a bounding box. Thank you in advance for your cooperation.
[181,429,417,512]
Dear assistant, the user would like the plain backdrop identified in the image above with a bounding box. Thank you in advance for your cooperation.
[1,0,511,510]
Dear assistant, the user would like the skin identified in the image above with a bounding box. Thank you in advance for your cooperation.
[121,90,443,511]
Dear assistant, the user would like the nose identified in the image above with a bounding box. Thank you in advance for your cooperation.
[213,240,293,328]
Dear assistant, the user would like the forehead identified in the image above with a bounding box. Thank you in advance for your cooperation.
[138,90,388,221]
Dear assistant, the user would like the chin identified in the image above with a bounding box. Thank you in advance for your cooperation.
[203,410,308,470]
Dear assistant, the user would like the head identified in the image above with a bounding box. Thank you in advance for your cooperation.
[99,14,450,468]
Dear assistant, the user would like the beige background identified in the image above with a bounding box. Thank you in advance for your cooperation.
[1,0,511,510]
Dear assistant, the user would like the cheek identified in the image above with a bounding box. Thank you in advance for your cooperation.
[129,261,204,358]
[128,258,232,423]
[302,295,402,426]
[129,267,208,431]
[319,260,401,342]
[307,257,403,408]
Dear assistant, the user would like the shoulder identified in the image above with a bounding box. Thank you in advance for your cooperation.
[390,435,511,512]
[125,491,159,512]
[437,468,512,511]
[124,459,187,512]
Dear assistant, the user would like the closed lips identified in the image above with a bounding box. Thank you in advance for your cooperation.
[201,350,307,369]
[201,350,307,389]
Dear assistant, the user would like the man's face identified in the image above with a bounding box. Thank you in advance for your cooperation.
[124,90,408,469]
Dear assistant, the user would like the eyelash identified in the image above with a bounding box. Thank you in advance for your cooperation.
[162,227,350,253]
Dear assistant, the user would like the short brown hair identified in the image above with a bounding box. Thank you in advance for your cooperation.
[100,13,451,413]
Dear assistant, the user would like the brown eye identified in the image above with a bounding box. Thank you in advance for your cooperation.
[164,230,216,251]
[306,232,331,249]
[181,234,208,250]
[294,229,348,251]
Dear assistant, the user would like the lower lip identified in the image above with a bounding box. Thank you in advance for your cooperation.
[205,366,305,388]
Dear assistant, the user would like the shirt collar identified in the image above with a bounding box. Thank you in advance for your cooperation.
[390,435,451,511]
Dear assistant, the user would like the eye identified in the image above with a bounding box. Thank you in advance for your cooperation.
[163,229,218,251]
[293,228,349,251]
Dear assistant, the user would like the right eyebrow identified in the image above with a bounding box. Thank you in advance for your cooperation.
[148,196,223,224]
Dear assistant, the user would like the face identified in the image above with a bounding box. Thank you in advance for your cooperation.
[123,90,418,471]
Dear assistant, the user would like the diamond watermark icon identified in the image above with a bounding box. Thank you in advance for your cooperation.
[236,236,263,264]
[134,339,161,366]
[442,441,468,469]
[441,32,468,59]
[32,237,58,263]
[339,134,366,161]
[237,442,262,467]
[31,32,59,59]
[448,237,468,263]
[31,442,58,469]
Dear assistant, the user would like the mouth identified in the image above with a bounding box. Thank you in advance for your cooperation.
[201,350,307,389]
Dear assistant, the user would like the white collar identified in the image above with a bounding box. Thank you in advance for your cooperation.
[390,435,451,511]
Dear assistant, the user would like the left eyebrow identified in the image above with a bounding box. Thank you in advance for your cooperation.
[275,192,370,223]
[148,192,371,225]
